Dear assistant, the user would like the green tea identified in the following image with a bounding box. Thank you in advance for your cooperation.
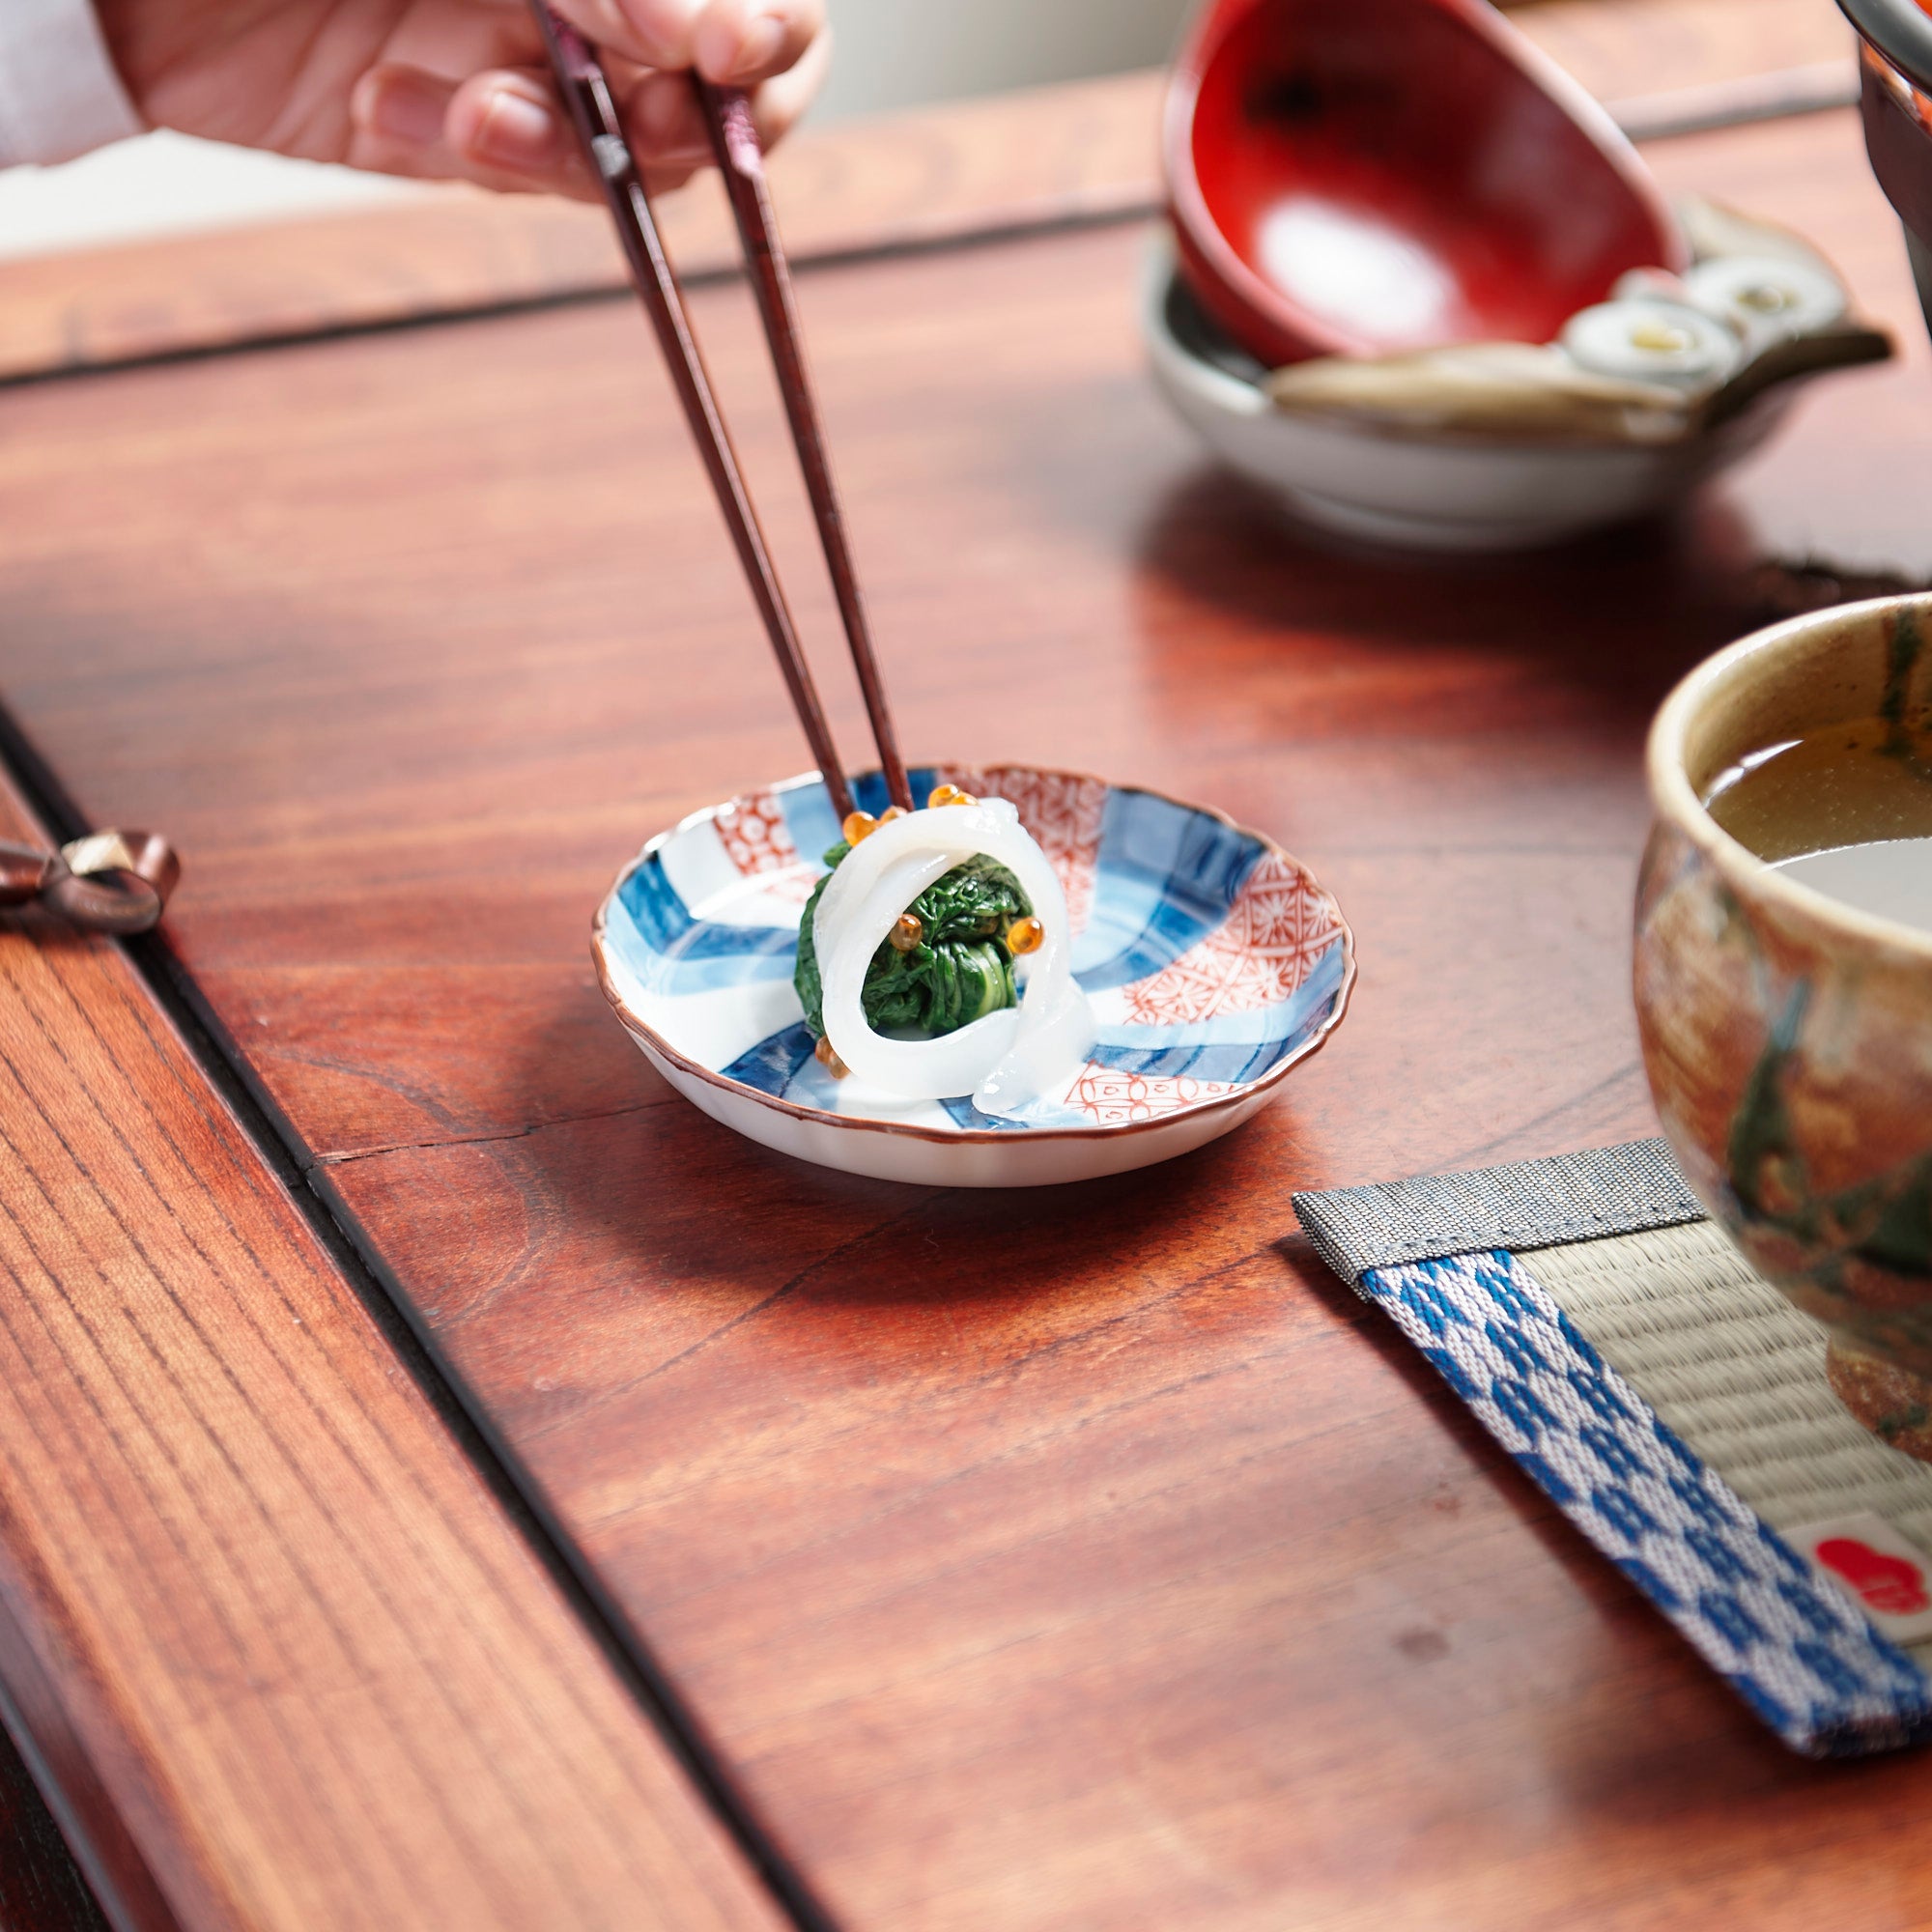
[1705,707,1932,936]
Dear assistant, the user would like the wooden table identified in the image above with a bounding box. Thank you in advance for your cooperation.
[1,3,1929,1925]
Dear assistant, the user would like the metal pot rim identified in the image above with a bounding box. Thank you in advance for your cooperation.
[1839,0,1932,94]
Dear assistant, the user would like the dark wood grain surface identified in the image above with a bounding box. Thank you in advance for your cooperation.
[0,769,794,1931]
[0,1729,106,1932]
[1,61,1929,1932]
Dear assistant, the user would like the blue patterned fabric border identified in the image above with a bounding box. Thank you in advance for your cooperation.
[1364,1249,1932,1756]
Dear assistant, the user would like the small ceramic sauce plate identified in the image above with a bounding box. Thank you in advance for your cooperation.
[593,764,1355,1185]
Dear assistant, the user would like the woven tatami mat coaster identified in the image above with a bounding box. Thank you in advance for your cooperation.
[1294,1142,1932,1758]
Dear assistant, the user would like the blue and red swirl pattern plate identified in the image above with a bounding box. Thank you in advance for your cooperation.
[593,765,1354,1185]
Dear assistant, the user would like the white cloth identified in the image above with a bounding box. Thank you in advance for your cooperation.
[0,0,143,168]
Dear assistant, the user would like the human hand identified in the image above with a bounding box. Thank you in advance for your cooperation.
[94,0,829,199]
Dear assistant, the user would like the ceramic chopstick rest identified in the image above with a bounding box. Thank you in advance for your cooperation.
[0,831,181,934]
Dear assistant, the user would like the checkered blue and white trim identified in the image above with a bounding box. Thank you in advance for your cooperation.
[1365,1248,1932,1756]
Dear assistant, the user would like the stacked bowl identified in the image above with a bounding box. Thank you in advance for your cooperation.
[1150,0,1893,549]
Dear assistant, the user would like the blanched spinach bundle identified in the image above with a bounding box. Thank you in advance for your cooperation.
[796,840,1034,1041]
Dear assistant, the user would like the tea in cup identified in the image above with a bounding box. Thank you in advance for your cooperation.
[1635,593,1932,1455]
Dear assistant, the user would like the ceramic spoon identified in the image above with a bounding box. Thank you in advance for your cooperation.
[1165,0,1684,367]
[1252,199,1892,442]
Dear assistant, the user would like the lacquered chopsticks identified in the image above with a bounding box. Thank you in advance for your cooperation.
[526,8,912,819]
[692,80,912,816]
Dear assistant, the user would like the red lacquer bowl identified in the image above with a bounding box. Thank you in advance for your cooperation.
[1164,0,1685,368]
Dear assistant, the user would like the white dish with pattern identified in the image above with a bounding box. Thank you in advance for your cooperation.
[593,764,1355,1185]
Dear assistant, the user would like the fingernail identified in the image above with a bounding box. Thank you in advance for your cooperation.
[359,69,448,147]
[728,13,787,80]
[472,89,560,166]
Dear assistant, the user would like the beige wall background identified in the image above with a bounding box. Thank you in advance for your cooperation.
[0,0,1193,260]
[815,0,1190,118]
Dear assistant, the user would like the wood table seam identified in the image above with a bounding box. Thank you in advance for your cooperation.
[0,1065,451,1916]
[13,958,694,1903]
[0,703,844,1932]
[0,67,1870,403]
[0,204,1160,403]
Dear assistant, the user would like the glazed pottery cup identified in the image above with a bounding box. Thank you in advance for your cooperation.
[1636,593,1932,1455]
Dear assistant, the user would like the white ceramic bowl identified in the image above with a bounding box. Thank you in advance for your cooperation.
[593,763,1355,1186]
[1142,229,1807,553]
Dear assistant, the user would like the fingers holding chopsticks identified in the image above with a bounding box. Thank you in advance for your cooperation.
[562,0,826,83]
[349,0,828,200]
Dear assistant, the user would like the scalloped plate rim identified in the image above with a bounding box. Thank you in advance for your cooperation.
[590,765,1357,1176]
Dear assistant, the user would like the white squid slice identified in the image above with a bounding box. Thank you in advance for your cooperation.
[811,801,1094,1113]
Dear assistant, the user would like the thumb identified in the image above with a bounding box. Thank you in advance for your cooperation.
[547,0,823,85]
[541,0,703,70]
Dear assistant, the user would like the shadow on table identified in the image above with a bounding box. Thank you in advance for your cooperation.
[526,1058,1259,1314]
[1126,465,1914,722]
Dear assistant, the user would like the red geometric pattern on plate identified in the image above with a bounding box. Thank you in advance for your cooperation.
[1065,1064,1238,1124]
[934,765,1106,936]
[714,790,815,904]
[1122,852,1343,1026]
[716,789,801,876]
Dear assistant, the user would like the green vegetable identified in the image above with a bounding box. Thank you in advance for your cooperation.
[796,841,1033,1041]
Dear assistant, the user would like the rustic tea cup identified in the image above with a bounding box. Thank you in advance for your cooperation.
[1635,593,1932,1456]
